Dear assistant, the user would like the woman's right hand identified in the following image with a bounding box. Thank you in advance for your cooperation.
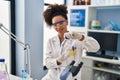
[57,51,70,65]
[64,32,85,41]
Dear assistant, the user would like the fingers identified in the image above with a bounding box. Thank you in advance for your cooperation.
[64,32,72,39]
[64,32,83,40]
[64,32,76,39]
[57,52,70,63]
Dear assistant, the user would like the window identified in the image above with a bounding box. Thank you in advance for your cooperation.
[0,0,15,74]
[0,0,11,73]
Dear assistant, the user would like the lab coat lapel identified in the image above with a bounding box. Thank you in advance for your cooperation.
[53,35,61,56]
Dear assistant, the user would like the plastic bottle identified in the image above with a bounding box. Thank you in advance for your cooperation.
[104,23,113,30]
[94,71,101,80]
[22,69,33,80]
[22,69,27,80]
[0,58,9,80]
[109,21,120,31]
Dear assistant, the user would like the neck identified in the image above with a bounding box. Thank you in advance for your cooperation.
[59,34,64,42]
[58,31,68,42]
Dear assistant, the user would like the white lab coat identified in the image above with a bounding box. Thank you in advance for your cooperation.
[42,34,100,80]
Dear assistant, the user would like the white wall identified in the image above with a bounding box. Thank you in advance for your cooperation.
[25,0,47,79]
[16,0,46,79]
[44,0,64,4]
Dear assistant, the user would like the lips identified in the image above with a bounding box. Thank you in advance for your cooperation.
[58,29,63,32]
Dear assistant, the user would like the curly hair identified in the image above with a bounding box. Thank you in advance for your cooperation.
[43,4,68,27]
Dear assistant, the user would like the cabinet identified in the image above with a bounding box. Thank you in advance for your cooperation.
[68,5,120,34]
[82,56,120,80]
[68,4,120,80]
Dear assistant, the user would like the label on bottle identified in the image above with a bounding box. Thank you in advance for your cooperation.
[0,71,7,80]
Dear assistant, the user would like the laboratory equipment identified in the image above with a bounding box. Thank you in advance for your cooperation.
[91,20,101,30]
[109,21,120,31]
[0,23,32,79]
[88,32,118,58]
[0,58,9,80]
[22,69,27,80]
[60,60,75,80]
[60,60,83,80]
[70,61,83,77]
[104,21,120,31]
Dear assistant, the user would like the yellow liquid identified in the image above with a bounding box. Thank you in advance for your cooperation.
[69,49,76,56]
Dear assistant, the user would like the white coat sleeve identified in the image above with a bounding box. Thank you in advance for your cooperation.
[82,36,100,52]
[44,39,59,69]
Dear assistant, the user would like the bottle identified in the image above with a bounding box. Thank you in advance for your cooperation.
[73,0,76,5]
[109,21,120,31]
[0,58,9,80]
[81,0,86,5]
[22,69,27,80]
[74,0,80,5]
[87,0,91,5]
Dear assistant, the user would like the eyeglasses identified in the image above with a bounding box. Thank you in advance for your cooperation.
[52,20,66,27]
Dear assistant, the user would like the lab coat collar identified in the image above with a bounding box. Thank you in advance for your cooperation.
[52,34,72,47]
[52,35,61,47]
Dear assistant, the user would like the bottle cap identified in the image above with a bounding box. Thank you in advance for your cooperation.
[22,69,27,72]
[0,58,5,62]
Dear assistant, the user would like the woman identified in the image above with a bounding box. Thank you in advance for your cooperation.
[42,4,100,80]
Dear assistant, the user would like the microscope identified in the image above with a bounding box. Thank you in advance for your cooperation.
[60,60,83,80]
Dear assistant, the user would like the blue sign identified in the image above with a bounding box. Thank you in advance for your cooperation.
[70,9,85,27]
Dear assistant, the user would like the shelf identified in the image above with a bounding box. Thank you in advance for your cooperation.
[87,29,120,34]
[92,67,120,75]
[91,5,120,7]
[83,55,120,65]
[72,5,120,8]
[89,5,120,8]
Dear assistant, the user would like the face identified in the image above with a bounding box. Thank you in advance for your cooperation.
[52,15,68,35]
